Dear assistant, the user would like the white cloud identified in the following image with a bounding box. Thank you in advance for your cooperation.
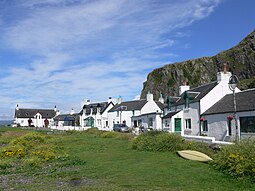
[0,0,221,115]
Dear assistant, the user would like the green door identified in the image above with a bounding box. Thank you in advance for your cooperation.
[174,118,182,132]
[90,119,94,128]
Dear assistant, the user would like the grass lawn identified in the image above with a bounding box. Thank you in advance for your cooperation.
[0,127,254,191]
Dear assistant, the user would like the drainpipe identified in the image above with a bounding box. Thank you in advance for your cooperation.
[199,100,201,136]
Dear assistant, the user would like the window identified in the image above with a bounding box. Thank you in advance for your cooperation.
[138,120,142,126]
[185,119,191,129]
[240,116,255,133]
[132,110,135,116]
[202,120,208,132]
[149,117,153,127]
[97,119,101,126]
[117,111,119,117]
[184,92,190,108]
[227,118,232,136]
[105,121,108,127]
[165,120,169,127]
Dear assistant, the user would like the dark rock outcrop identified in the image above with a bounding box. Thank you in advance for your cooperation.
[141,30,255,100]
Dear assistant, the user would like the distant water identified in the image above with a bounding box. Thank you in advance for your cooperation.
[0,120,14,126]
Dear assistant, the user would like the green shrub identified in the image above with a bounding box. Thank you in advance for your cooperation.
[132,132,215,156]
[132,132,186,152]
[84,128,103,136]
[10,133,46,148]
[212,139,255,179]
[186,141,214,157]
[100,131,119,138]
[1,145,26,158]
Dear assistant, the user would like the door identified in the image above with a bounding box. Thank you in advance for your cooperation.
[90,119,94,128]
[174,118,182,132]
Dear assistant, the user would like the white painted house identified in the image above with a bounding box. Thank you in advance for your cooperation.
[14,105,57,128]
[108,93,164,130]
[162,65,240,136]
[80,97,114,131]
[202,88,255,141]
[50,108,82,131]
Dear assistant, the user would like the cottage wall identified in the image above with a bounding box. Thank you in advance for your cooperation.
[206,111,255,141]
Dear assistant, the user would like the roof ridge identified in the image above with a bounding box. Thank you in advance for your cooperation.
[237,88,255,93]
[189,81,217,90]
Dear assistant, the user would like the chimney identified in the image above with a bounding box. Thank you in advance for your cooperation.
[90,105,94,115]
[16,104,19,111]
[97,103,101,114]
[217,64,231,83]
[54,105,57,112]
[159,92,164,104]
[146,91,153,102]
[117,96,123,104]
[85,99,90,105]
[108,97,112,103]
[179,80,190,96]
[223,63,227,74]
[56,110,60,116]
[70,108,75,115]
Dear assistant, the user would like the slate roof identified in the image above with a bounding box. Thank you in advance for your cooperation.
[203,89,255,115]
[81,102,113,115]
[175,81,218,106]
[15,109,56,118]
[162,111,181,119]
[54,114,79,121]
[109,100,147,112]
[155,101,165,110]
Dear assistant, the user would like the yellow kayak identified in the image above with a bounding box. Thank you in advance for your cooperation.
[177,150,213,162]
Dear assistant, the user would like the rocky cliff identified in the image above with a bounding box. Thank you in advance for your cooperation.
[140,29,255,100]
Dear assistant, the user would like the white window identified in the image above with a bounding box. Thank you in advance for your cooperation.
[185,119,191,129]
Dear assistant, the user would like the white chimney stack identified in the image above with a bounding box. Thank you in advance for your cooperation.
[117,96,123,104]
[85,99,90,105]
[179,80,190,96]
[70,108,75,115]
[159,93,164,104]
[54,105,57,112]
[217,64,232,83]
[146,91,153,102]
[108,97,112,103]
[16,104,19,111]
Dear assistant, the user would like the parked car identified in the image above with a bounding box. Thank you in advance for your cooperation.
[113,124,129,133]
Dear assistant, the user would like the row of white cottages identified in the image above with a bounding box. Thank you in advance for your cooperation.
[14,67,255,141]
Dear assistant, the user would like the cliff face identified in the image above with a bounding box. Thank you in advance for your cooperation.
[140,30,255,100]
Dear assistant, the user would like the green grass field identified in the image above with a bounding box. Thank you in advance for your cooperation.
[0,127,254,191]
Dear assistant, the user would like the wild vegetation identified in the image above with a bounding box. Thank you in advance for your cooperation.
[0,127,255,190]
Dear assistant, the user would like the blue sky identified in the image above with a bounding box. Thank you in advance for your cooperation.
[0,0,254,119]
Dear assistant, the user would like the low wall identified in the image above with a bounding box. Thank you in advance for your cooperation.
[183,135,234,145]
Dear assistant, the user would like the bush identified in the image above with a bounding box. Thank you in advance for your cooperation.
[100,131,119,138]
[131,132,215,156]
[84,128,103,136]
[212,139,255,179]
[10,133,46,148]
[132,132,186,152]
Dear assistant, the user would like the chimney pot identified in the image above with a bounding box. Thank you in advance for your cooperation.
[223,64,227,74]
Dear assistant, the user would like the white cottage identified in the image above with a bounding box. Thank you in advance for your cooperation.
[202,88,255,141]
[162,64,240,136]
[14,105,57,128]
[80,97,114,130]
[108,93,164,130]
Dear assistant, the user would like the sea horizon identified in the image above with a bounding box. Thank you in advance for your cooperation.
[0,120,14,126]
